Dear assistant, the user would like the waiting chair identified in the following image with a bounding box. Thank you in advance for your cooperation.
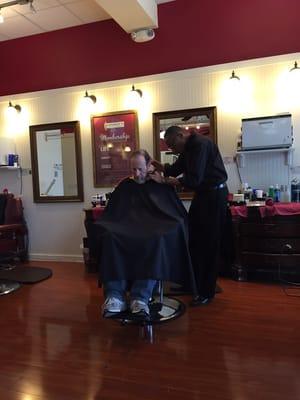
[0,193,28,261]
[0,193,28,295]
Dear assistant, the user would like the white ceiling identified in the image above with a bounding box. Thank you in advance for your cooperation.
[0,0,174,41]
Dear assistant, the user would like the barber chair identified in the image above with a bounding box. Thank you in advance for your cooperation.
[0,193,28,295]
[84,207,188,343]
[105,281,186,344]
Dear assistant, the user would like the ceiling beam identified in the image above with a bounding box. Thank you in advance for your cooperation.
[95,0,158,33]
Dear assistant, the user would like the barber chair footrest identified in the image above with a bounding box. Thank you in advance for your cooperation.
[104,296,185,325]
[0,280,21,295]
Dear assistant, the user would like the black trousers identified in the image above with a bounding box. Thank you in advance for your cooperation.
[188,187,228,298]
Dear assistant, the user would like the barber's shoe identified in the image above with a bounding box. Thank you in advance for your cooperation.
[190,296,214,307]
[102,297,127,317]
[130,300,150,320]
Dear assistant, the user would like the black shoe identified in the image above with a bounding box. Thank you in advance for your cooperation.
[190,296,213,307]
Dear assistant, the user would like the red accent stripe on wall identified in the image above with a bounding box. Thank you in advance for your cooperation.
[1,0,300,96]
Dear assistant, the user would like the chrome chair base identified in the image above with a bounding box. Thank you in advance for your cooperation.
[0,280,21,295]
[111,296,186,344]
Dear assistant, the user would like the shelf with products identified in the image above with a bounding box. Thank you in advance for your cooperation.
[0,166,21,170]
[236,147,294,167]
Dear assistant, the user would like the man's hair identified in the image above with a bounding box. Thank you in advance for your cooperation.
[130,149,151,164]
[164,125,184,140]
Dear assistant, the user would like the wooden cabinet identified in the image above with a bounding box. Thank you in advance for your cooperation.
[83,208,105,273]
[232,207,300,281]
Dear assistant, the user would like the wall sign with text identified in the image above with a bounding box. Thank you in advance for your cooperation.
[91,110,139,187]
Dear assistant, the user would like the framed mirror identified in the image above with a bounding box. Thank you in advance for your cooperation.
[153,107,217,200]
[29,121,84,203]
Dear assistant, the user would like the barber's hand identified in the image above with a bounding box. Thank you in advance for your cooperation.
[165,177,180,187]
[148,170,165,183]
[151,160,164,172]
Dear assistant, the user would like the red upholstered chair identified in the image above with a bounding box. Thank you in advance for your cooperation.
[0,193,28,261]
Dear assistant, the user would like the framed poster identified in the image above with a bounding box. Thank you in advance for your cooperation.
[91,110,139,187]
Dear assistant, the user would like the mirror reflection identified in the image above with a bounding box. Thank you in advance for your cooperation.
[153,107,217,199]
[29,121,84,203]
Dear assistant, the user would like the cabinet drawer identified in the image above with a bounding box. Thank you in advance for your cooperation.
[0,231,15,240]
[239,223,300,237]
[241,253,300,270]
[241,237,300,253]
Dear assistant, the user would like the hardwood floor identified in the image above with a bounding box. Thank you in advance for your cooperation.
[1,261,300,400]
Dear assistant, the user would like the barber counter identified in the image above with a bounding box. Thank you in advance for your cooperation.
[83,203,300,282]
[231,202,300,281]
[83,205,233,277]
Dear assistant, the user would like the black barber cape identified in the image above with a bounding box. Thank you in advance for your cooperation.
[92,178,196,293]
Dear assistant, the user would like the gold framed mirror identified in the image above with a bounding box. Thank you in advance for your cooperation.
[153,107,217,200]
[29,121,84,203]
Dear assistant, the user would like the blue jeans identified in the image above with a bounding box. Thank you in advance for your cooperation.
[104,280,157,303]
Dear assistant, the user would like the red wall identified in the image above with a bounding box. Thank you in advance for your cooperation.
[1,0,300,96]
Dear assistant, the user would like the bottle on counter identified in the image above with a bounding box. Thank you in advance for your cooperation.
[274,184,281,202]
[244,186,252,202]
[281,185,291,202]
[241,182,248,193]
[268,185,274,200]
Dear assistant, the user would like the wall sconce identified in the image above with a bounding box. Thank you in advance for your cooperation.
[0,10,4,24]
[127,85,143,109]
[289,61,300,73]
[124,145,131,152]
[8,101,21,113]
[130,85,143,98]
[229,70,240,81]
[83,90,97,104]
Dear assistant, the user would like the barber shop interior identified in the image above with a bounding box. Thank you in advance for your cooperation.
[1,0,300,399]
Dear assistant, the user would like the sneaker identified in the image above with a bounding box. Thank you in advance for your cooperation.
[102,297,127,316]
[130,299,150,316]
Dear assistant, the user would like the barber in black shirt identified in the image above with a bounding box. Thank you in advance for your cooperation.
[152,126,228,305]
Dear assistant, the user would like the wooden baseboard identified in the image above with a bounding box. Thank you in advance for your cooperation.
[29,253,83,263]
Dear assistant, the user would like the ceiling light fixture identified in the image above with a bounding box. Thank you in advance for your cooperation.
[83,90,97,104]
